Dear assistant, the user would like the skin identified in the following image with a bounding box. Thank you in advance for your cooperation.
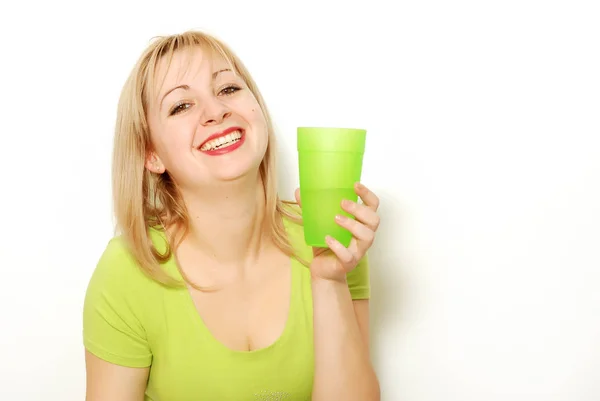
[85,46,380,400]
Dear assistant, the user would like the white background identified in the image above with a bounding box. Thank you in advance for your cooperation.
[1,1,599,400]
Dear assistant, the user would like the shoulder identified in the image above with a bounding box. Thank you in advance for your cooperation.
[84,235,160,314]
[83,233,164,328]
[90,236,152,285]
[90,228,172,285]
[83,235,156,367]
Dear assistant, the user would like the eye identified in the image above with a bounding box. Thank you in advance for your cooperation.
[219,85,241,96]
[169,101,192,116]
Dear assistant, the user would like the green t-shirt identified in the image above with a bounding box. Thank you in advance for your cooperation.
[83,206,370,401]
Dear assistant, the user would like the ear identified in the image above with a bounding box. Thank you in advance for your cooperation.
[145,151,166,174]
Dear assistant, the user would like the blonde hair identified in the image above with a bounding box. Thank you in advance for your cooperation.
[112,30,303,288]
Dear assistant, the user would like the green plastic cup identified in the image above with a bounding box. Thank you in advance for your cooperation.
[297,127,367,248]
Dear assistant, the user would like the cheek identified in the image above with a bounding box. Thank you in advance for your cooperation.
[154,134,191,165]
[161,122,195,150]
[249,106,267,128]
[244,94,264,121]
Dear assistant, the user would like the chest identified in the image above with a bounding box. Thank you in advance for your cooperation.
[188,260,292,352]
[144,262,315,401]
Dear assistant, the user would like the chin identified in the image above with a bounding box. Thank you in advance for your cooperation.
[213,159,263,183]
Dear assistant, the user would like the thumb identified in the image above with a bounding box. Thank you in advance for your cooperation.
[294,188,302,208]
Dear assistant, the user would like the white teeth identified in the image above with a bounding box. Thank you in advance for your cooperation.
[199,130,243,151]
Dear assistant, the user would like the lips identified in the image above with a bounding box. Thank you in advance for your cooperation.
[198,126,244,150]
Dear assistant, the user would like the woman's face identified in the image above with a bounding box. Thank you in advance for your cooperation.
[145,47,269,190]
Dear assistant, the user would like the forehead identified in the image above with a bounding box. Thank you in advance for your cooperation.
[148,46,235,102]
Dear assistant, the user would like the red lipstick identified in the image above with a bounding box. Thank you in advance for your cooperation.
[198,127,245,156]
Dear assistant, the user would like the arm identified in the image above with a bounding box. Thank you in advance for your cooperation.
[83,239,154,401]
[304,183,381,400]
[85,351,149,401]
[311,279,380,401]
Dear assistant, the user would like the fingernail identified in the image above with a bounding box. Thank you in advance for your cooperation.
[341,199,351,207]
[335,214,346,221]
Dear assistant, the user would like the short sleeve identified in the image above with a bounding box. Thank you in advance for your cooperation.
[83,238,153,368]
[346,252,371,300]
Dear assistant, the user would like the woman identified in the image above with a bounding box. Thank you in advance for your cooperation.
[83,30,381,401]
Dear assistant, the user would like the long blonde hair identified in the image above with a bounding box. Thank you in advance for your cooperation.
[112,30,302,288]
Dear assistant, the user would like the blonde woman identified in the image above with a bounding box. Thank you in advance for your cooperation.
[83,30,381,401]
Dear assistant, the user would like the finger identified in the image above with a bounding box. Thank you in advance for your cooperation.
[312,246,330,257]
[335,214,376,245]
[341,199,381,231]
[355,182,380,211]
[325,235,357,266]
[294,188,302,207]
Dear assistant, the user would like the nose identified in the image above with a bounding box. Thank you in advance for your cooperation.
[201,97,232,126]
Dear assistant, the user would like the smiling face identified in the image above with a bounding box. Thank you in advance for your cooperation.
[144,46,269,190]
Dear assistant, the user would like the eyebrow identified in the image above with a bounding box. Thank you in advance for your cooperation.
[159,68,233,111]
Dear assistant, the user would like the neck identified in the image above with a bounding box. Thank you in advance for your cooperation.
[178,172,270,265]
